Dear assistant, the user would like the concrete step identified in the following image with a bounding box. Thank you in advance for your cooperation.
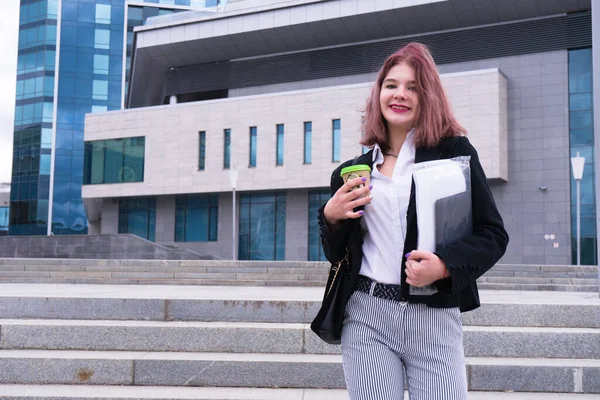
[0,284,598,328]
[0,277,327,287]
[479,277,598,285]
[478,283,598,292]
[0,350,598,393]
[2,386,599,399]
[1,319,599,359]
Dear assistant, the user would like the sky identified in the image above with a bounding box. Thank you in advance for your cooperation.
[0,1,19,184]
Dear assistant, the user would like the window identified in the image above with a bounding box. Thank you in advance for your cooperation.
[332,119,341,162]
[249,126,257,167]
[175,194,219,242]
[308,189,330,261]
[0,207,9,231]
[83,137,145,184]
[96,4,111,24]
[93,54,109,75]
[568,48,597,265]
[223,129,231,169]
[238,192,286,260]
[92,80,108,100]
[276,124,284,166]
[94,29,110,49]
[304,122,312,164]
[118,197,156,241]
[199,131,206,170]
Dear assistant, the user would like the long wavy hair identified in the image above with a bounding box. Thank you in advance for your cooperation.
[360,43,466,151]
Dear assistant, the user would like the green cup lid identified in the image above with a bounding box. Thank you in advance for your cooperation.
[340,164,372,176]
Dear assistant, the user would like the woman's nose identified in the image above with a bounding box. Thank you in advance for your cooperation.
[393,90,406,100]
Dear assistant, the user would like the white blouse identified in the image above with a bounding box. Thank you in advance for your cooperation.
[359,129,415,285]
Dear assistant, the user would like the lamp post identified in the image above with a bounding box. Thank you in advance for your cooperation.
[229,169,238,260]
[571,152,585,266]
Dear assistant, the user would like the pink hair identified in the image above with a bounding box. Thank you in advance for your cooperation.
[361,43,466,150]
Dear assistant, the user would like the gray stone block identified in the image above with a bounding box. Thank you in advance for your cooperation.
[469,365,574,392]
[167,300,314,323]
[1,324,304,354]
[463,329,600,358]
[134,357,345,388]
[462,304,600,328]
[0,357,133,385]
[583,367,600,393]
[0,298,165,321]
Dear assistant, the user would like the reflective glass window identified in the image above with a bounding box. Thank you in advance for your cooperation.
[43,102,53,123]
[198,131,206,171]
[332,119,340,162]
[96,4,111,24]
[48,0,58,18]
[223,128,230,169]
[276,124,284,166]
[41,128,52,149]
[94,29,110,49]
[175,194,219,242]
[83,137,145,184]
[568,47,596,265]
[40,154,51,175]
[238,192,286,260]
[308,189,330,261]
[0,208,9,231]
[93,54,109,75]
[92,80,108,100]
[249,126,257,167]
[304,121,312,164]
[118,197,156,241]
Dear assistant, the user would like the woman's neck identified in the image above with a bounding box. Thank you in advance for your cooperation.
[387,126,412,154]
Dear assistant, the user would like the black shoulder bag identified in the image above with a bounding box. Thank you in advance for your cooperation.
[310,247,350,344]
[310,156,361,345]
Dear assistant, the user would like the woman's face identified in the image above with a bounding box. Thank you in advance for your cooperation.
[379,62,419,133]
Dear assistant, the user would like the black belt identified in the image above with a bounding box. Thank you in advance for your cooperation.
[355,275,402,301]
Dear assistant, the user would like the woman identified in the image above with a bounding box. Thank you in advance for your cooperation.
[317,43,509,399]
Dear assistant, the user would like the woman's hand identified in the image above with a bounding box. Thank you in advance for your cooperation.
[323,177,372,230]
[405,250,449,287]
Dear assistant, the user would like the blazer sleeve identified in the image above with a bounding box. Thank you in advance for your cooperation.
[317,164,359,263]
[433,136,509,293]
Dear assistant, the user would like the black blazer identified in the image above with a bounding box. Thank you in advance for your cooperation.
[317,136,509,319]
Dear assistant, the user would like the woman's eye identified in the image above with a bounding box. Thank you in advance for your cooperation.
[386,85,396,89]
[408,86,417,91]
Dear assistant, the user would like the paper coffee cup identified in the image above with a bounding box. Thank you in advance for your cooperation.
[340,165,371,195]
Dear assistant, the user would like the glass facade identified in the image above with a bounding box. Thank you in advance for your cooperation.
[118,196,156,241]
[223,128,230,169]
[0,207,9,234]
[249,126,257,167]
[276,124,284,166]
[83,137,145,184]
[10,0,212,236]
[304,121,312,164]
[11,0,59,235]
[332,119,341,162]
[238,192,286,260]
[175,194,218,242]
[308,189,329,261]
[198,131,206,170]
[568,48,596,265]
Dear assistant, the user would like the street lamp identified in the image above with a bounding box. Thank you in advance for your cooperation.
[228,169,238,260]
[571,152,585,266]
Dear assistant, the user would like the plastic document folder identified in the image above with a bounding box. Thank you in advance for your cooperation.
[410,156,472,296]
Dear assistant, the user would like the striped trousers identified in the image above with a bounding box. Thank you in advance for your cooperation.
[341,290,468,400]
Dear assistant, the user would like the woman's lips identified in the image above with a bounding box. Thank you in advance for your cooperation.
[390,105,410,113]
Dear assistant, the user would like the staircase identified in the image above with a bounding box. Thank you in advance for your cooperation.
[0,258,597,291]
[0,284,598,398]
